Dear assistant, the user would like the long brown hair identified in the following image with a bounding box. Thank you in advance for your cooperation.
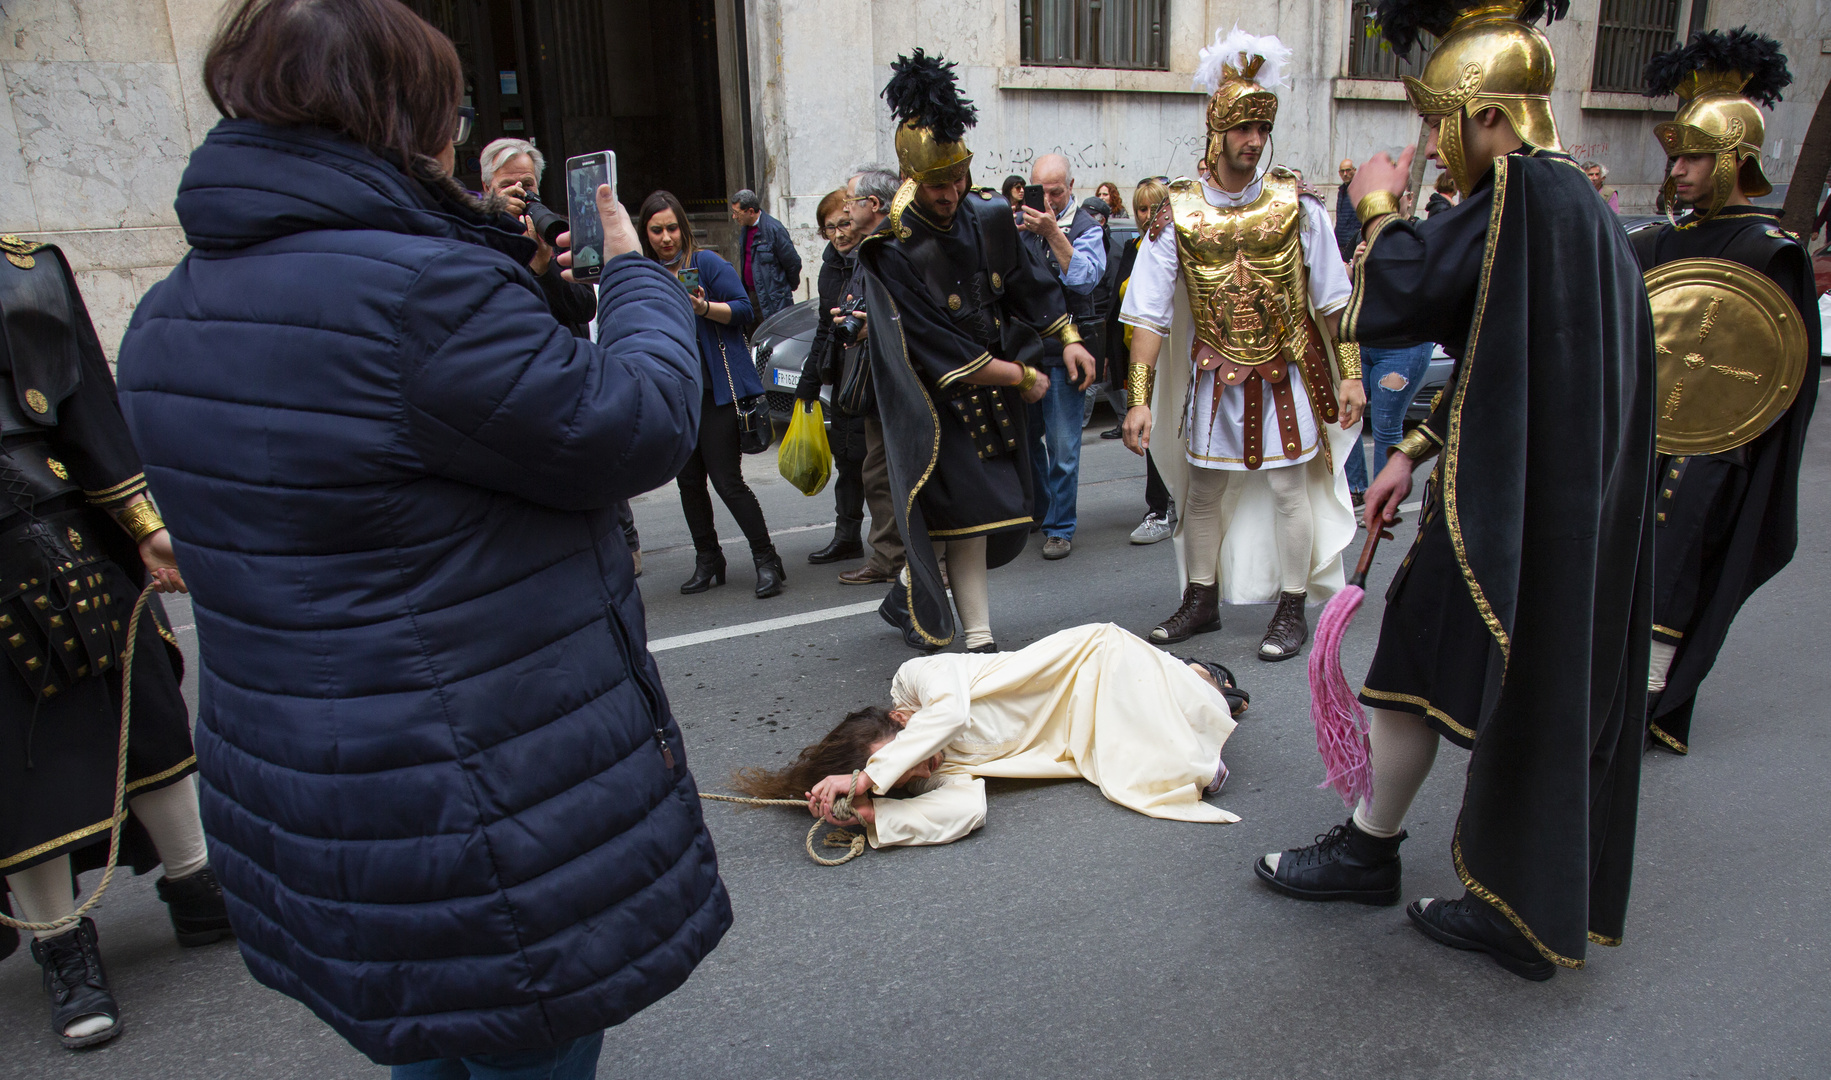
[637,190,697,262]
[730,706,902,800]
[204,0,462,171]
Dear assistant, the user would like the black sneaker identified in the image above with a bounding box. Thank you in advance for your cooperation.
[29,917,122,1049]
[1407,894,1557,981]
[1254,818,1404,905]
[156,867,234,947]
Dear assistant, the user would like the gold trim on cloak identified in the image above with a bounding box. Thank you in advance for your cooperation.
[1453,822,1585,970]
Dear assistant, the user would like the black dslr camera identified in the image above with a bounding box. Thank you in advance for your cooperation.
[519,188,569,248]
[831,295,867,347]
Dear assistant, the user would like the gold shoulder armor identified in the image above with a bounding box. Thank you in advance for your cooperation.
[0,234,46,269]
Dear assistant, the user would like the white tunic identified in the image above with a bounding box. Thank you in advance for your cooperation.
[1119,176,1352,471]
[861,623,1239,848]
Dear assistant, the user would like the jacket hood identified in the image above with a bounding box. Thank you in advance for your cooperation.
[175,120,535,262]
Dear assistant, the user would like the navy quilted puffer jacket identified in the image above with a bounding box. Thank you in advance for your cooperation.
[116,122,730,1065]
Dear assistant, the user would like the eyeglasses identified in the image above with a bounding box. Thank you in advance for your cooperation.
[454,106,475,146]
[821,222,846,234]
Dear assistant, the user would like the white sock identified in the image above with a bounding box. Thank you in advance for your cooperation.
[1648,639,1678,694]
[6,856,78,942]
[1265,464,1314,594]
[945,537,993,649]
[129,775,209,881]
[1351,708,1440,838]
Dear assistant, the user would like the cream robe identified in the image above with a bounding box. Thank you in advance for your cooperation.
[861,624,1240,848]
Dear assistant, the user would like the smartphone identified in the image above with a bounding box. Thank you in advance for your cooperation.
[676,267,701,294]
[564,150,618,281]
[1023,184,1047,212]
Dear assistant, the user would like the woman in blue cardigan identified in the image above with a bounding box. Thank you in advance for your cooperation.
[638,190,785,598]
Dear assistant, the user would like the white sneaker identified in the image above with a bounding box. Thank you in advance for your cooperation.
[1130,511,1172,545]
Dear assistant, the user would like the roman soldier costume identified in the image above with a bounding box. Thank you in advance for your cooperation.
[858,51,1080,651]
[0,237,225,1047]
[1632,30,1817,754]
[1117,28,1358,660]
[1255,0,1659,979]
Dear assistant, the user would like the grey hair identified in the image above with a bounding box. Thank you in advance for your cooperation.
[1580,160,1607,178]
[730,188,761,211]
[480,138,544,186]
[850,164,900,208]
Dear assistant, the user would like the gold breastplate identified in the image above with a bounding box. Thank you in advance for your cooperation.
[1170,170,1308,366]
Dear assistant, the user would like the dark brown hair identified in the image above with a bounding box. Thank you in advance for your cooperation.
[730,706,903,800]
[204,0,462,170]
[637,190,697,262]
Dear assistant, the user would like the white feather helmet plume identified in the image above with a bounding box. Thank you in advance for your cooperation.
[1194,25,1292,95]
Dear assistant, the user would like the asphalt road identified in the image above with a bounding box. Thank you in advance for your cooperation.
[3,394,1828,1080]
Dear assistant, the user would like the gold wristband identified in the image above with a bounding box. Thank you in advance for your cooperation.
[1125,363,1156,410]
[117,499,166,544]
[1335,341,1362,381]
[1016,364,1040,393]
[1392,428,1436,463]
[1055,321,1084,348]
[1356,189,1400,225]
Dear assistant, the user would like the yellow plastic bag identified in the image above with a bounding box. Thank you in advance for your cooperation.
[778,400,832,496]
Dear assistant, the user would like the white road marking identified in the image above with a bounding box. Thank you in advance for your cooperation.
[648,599,885,653]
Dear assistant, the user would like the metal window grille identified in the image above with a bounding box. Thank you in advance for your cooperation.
[1347,0,1433,80]
[1591,0,1681,93]
[1020,0,1168,70]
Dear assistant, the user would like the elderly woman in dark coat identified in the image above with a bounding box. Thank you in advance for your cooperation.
[113,1,730,1075]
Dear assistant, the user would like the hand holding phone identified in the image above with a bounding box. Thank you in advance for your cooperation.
[1023,184,1047,212]
[562,151,619,282]
[676,267,701,294]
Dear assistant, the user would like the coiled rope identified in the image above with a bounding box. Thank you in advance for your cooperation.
[1,583,156,932]
[698,770,867,866]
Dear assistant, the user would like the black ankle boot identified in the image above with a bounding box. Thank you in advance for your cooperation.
[1407,894,1556,981]
[1254,818,1405,905]
[1259,589,1309,661]
[753,549,786,599]
[808,520,864,564]
[680,549,727,594]
[155,867,233,947]
[29,917,122,1049]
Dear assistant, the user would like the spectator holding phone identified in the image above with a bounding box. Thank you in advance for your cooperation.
[642,190,785,599]
[114,1,730,1075]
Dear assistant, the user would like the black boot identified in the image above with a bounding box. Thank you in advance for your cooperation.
[1407,894,1556,981]
[155,867,233,947]
[808,518,864,564]
[1254,818,1405,905]
[753,548,786,599]
[679,549,727,594]
[29,917,122,1049]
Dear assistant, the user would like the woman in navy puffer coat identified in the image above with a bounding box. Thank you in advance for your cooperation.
[114,21,731,1065]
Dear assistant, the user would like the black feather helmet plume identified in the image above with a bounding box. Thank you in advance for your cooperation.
[1643,27,1792,106]
[1374,0,1568,56]
[882,49,978,142]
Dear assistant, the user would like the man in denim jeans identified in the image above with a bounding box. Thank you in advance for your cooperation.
[1343,344,1435,509]
[1018,153,1104,559]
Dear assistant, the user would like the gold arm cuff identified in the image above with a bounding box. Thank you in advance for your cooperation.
[1125,363,1156,411]
[1335,341,1362,381]
[1055,321,1084,347]
[1392,428,1437,463]
[116,499,166,544]
[1016,364,1040,394]
[1356,190,1401,226]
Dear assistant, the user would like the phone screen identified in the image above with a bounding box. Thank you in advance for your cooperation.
[566,153,612,279]
[676,268,701,293]
[1023,184,1047,212]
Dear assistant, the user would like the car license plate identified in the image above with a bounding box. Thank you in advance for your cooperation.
[774,369,800,389]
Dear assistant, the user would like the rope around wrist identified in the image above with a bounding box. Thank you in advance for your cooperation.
[696,767,870,866]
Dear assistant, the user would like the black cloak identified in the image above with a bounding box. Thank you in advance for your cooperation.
[857,191,1072,647]
[1342,150,1658,969]
[1630,205,1821,752]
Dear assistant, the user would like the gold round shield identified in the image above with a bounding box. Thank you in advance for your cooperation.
[1646,257,1807,455]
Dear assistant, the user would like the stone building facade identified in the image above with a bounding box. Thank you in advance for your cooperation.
[0,0,1823,357]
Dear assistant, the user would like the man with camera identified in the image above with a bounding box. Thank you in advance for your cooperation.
[482,138,597,338]
[797,165,909,586]
[1017,154,1103,561]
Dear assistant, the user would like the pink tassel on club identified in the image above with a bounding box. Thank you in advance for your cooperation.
[1306,523,1391,810]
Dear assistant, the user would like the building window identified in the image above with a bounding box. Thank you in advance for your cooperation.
[1591,0,1682,92]
[1346,0,1433,80]
[1020,0,1168,70]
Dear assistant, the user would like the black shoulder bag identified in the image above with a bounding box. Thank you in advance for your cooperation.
[716,335,773,455]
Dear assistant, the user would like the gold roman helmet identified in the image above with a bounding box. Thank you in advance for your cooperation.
[1644,29,1792,221]
[1192,27,1292,176]
[881,49,978,237]
[1377,0,1565,197]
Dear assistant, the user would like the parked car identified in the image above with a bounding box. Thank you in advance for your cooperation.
[751,298,825,428]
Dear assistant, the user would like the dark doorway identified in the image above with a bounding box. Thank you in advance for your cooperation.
[408,0,743,215]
